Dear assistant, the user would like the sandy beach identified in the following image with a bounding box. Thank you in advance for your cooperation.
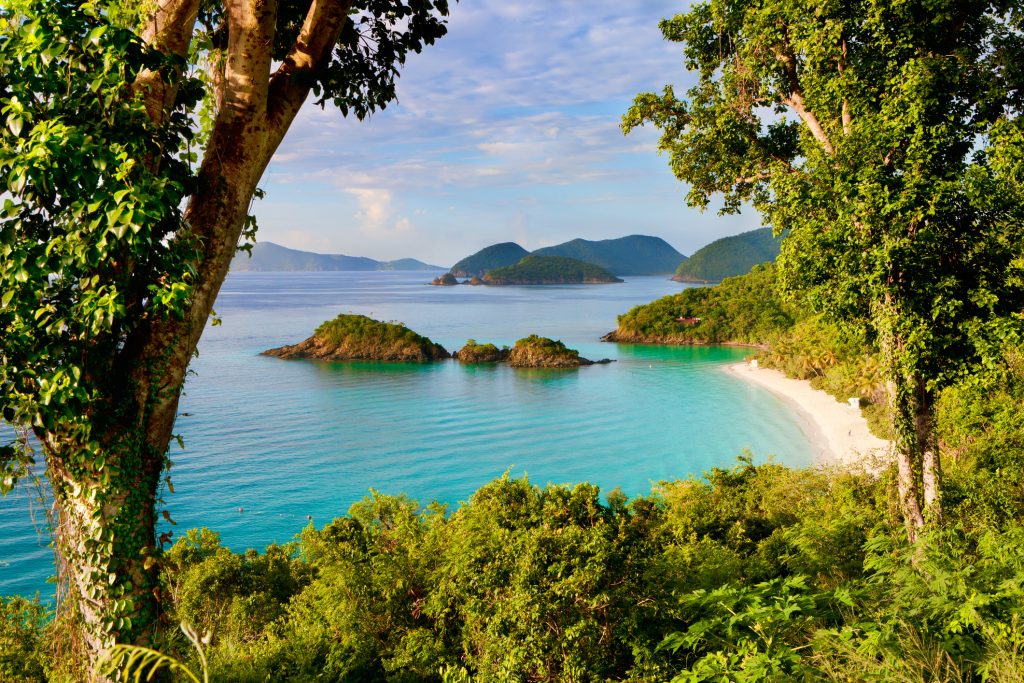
[726,362,892,470]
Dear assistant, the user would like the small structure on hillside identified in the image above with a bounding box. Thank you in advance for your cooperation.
[676,316,703,325]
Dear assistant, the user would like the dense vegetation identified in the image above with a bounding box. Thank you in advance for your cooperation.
[8,429,1024,682]
[232,242,442,272]
[450,243,530,277]
[607,265,796,345]
[533,235,686,275]
[263,314,451,362]
[484,256,623,285]
[672,229,781,283]
[507,335,588,368]
[455,340,509,363]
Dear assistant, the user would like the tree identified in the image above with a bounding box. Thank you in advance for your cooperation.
[0,0,451,670]
[625,0,1024,541]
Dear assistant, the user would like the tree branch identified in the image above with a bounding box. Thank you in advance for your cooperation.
[134,0,201,126]
[266,0,354,140]
[222,0,278,119]
[776,49,835,155]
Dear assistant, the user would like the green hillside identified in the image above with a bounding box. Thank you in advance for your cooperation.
[232,242,444,272]
[483,255,623,285]
[449,242,530,277]
[672,228,781,282]
[533,235,685,275]
[607,264,796,345]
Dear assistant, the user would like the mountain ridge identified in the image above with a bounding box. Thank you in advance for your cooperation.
[231,242,445,272]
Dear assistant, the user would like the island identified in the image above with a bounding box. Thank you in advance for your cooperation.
[263,314,451,362]
[532,234,685,276]
[672,228,782,283]
[507,335,611,368]
[483,256,623,285]
[454,340,510,363]
[450,242,530,277]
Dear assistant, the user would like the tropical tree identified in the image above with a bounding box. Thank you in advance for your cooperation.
[625,0,1024,541]
[0,0,450,670]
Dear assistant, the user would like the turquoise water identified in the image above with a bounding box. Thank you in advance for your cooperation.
[0,272,814,596]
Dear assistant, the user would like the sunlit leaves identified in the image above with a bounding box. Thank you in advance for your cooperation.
[0,0,199,487]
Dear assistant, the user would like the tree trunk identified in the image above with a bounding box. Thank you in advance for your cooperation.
[45,425,166,672]
[36,0,357,673]
[878,314,926,543]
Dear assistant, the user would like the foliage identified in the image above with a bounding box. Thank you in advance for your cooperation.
[673,228,781,283]
[484,256,622,285]
[612,264,797,345]
[0,596,49,682]
[450,242,530,277]
[625,0,1024,535]
[533,235,685,276]
[0,0,199,482]
[9,451,1024,681]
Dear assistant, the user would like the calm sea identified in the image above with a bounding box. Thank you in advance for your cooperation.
[0,271,815,597]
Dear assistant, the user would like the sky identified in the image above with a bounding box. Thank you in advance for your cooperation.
[255,0,763,266]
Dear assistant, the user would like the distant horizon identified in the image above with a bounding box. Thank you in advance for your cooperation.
[250,225,767,265]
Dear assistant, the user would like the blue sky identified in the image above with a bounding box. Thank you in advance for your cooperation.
[255,0,762,266]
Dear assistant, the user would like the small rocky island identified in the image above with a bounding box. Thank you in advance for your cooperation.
[506,335,611,368]
[455,340,510,363]
[263,314,451,362]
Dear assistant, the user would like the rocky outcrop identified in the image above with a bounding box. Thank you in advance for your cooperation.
[263,314,450,362]
[506,335,612,368]
[431,272,461,286]
[455,340,510,363]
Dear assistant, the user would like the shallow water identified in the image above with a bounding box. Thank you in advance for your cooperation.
[0,272,814,596]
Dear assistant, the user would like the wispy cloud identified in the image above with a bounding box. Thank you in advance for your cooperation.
[257,0,763,264]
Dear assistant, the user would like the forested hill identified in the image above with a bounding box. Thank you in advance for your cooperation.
[231,242,444,272]
[483,255,623,285]
[672,228,782,283]
[532,235,685,275]
[449,242,531,277]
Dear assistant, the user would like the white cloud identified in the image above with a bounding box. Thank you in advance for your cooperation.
[254,0,765,264]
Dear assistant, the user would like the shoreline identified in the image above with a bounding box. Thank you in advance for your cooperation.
[725,362,892,470]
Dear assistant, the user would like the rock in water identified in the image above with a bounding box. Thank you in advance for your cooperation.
[506,335,606,368]
[263,314,450,362]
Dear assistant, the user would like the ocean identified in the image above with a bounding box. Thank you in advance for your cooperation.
[0,271,814,597]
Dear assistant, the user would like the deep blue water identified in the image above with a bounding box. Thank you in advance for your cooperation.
[0,271,816,597]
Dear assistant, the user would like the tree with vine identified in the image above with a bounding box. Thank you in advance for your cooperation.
[0,0,451,673]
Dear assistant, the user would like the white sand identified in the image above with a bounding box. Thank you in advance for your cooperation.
[725,362,892,471]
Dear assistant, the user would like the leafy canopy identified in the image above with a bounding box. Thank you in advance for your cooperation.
[0,1,201,489]
[625,0,1024,390]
